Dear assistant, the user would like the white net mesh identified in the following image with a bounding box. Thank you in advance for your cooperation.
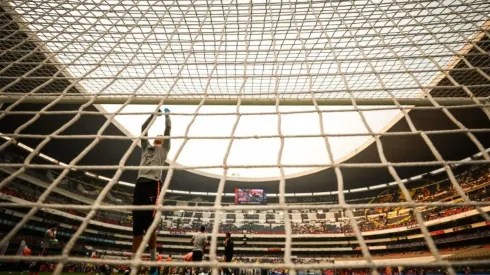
[0,0,489,275]
[0,0,490,103]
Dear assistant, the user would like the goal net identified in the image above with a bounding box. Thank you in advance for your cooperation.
[0,0,489,275]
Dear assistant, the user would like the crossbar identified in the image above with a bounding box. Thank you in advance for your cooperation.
[1,95,488,106]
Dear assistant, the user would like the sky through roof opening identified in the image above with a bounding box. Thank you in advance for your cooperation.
[103,104,400,178]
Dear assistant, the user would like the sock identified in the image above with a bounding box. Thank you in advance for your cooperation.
[150,249,156,261]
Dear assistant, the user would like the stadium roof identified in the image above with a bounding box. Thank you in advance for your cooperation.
[0,3,489,194]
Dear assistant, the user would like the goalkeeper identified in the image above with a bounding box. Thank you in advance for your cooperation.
[30,224,58,275]
[132,107,172,275]
[42,224,59,254]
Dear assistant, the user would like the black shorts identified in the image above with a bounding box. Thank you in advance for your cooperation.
[192,250,203,261]
[133,178,161,236]
[224,254,233,262]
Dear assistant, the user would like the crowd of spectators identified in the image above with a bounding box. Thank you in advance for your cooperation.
[292,165,490,234]
[292,223,338,234]
[2,167,489,235]
[386,230,490,249]
[1,146,489,236]
[2,227,489,275]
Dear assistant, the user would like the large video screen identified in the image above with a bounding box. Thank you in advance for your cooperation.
[235,188,267,205]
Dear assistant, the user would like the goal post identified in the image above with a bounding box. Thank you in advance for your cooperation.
[1,94,489,106]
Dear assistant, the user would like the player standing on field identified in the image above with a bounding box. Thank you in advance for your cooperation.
[223,232,234,275]
[133,107,172,275]
[42,225,58,255]
[190,226,208,275]
[30,225,58,275]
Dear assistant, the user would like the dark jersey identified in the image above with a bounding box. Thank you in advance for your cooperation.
[224,239,234,257]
